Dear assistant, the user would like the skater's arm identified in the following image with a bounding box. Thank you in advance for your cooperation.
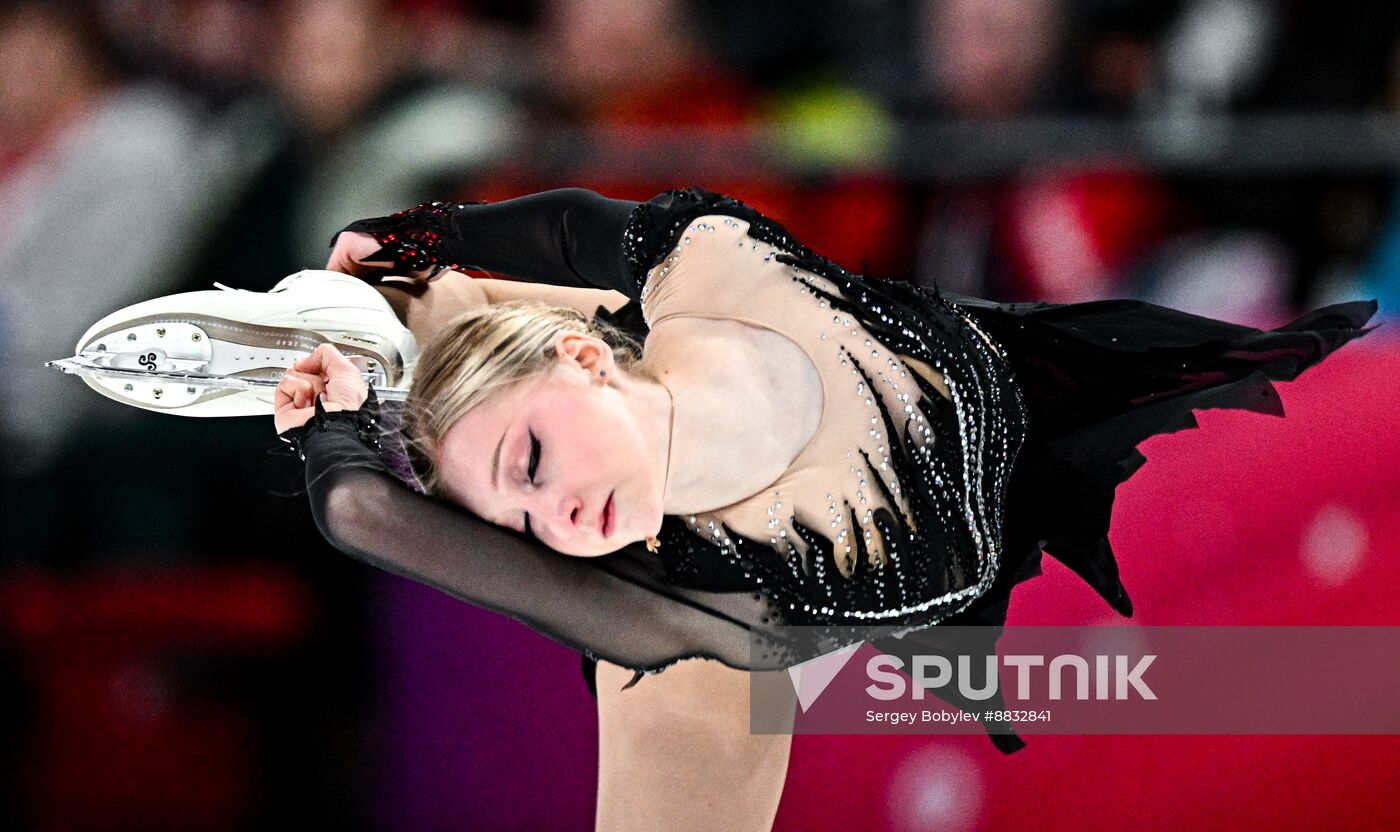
[285,409,772,676]
[273,348,776,677]
[330,189,641,299]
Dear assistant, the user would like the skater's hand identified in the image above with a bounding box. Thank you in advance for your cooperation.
[274,344,369,434]
[327,231,440,282]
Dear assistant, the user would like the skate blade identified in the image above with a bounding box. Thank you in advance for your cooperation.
[76,315,411,386]
[47,356,410,404]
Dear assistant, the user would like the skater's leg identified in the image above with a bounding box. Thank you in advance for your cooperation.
[594,658,793,831]
[374,275,489,347]
[373,273,631,349]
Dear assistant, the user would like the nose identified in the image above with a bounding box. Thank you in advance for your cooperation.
[562,495,584,529]
[535,490,586,540]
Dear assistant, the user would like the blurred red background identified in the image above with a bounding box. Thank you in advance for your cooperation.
[3,0,1399,829]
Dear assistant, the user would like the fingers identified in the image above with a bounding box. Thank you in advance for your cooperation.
[274,399,317,435]
[292,343,359,377]
[326,231,398,277]
[291,349,321,374]
[272,367,327,434]
[275,369,324,409]
[275,346,367,435]
[290,344,370,412]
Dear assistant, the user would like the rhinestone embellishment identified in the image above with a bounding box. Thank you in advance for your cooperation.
[624,188,1028,631]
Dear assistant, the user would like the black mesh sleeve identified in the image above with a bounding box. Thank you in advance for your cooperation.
[334,188,641,299]
[276,391,802,691]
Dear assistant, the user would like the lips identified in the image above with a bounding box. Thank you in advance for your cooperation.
[599,491,615,537]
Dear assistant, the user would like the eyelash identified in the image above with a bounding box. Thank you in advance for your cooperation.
[522,430,540,536]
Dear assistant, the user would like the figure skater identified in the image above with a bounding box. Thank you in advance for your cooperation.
[72,187,1380,831]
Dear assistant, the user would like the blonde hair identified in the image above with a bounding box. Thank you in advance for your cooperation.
[400,300,644,496]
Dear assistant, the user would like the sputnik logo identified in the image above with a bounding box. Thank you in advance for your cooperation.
[787,642,864,712]
[786,643,1159,711]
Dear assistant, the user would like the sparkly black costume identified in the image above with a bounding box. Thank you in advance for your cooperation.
[283,188,1379,753]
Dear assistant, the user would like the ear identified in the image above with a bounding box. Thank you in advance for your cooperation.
[554,332,616,383]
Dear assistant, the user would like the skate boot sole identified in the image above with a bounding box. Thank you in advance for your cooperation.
[75,313,411,417]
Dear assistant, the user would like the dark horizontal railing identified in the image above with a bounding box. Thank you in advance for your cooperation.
[505,111,1400,182]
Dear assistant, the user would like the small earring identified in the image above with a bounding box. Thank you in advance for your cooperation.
[645,535,661,553]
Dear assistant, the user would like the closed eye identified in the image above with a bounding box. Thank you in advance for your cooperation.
[522,429,541,537]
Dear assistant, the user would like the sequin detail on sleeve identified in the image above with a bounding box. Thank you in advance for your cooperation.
[336,202,485,276]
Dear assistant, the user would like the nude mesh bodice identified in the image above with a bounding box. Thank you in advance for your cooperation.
[641,214,932,574]
[640,212,1017,601]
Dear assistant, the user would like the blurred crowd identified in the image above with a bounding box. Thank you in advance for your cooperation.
[6,0,1400,469]
[2,0,1399,828]
[1,0,1399,468]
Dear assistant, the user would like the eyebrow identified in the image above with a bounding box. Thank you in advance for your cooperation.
[484,430,513,529]
[491,430,505,495]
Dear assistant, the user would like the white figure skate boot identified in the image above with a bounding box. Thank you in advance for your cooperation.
[66,270,417,417]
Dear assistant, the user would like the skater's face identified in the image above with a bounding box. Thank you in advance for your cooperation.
[433,334,666,557]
